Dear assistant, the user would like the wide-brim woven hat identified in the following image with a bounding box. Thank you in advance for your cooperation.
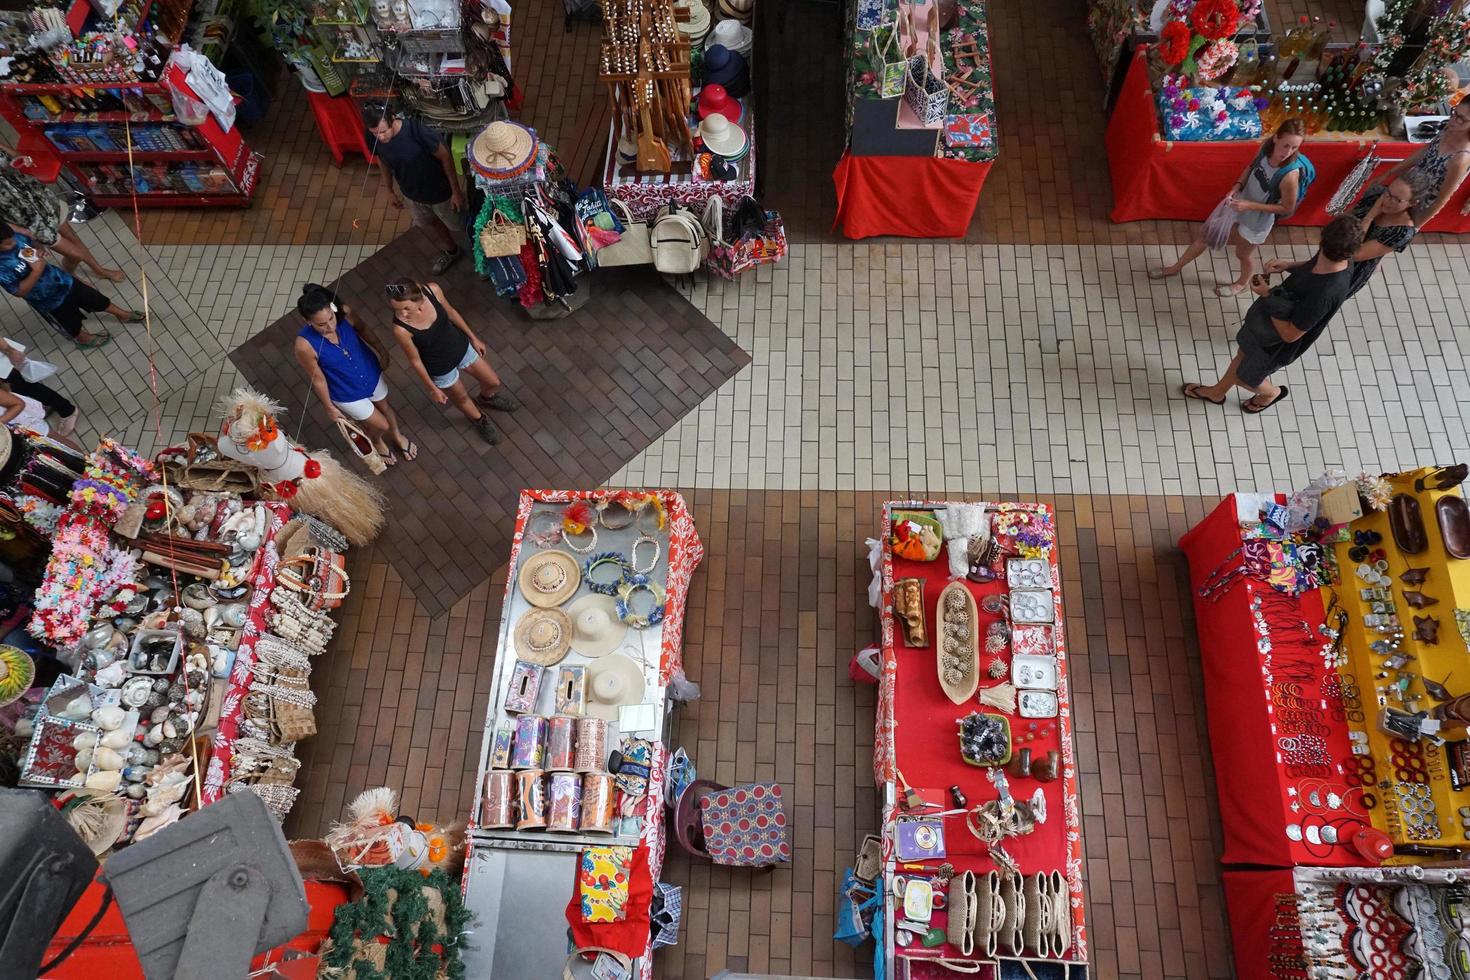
[717,0,753,23]
[585,653,647,721]
[677,0,711,42]
[709,18,752,56]
[567,594,627,658]
[514,607,574,665]
[518,550,581,607]
[698,113,748,158]
[470,121,539,180]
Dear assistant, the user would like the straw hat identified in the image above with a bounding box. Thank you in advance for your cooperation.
[518,550,581,608]
[566,594,627,658]
[709,18,752,56]
[677,0,711,42]
[469,121,538,180]
[585,654,646,721]
[717,0,753,23]
[514,607,573,665]
[0,644,34,708]
[698,113,748,158]
[0,425,12,473]
[697,83,741,123]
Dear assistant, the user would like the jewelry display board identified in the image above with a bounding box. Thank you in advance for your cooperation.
[462,488,703,980]
[875,501,1089,976]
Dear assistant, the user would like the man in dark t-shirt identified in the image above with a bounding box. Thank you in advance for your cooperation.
[1181,215,1363,414]
[365,103,464,273]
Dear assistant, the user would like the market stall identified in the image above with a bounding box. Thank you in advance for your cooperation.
[1107,46,1470,231]
[872,501,1088,977]
[0,3,261,208]
[833,0,998,239]
[460,489,702,980]
[1180,466,1470,975]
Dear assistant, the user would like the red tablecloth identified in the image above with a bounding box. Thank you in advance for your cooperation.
[1223,868,1301,980]
[832,151,991,239]
[875,501,1087,966]
[1106,48,1470,232]
[1178,495,1368,868]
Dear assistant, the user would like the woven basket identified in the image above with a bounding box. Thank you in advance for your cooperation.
[479,211,528,258]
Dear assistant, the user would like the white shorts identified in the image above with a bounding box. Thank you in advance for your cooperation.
[331,376,389,421]
[430,346,479,389]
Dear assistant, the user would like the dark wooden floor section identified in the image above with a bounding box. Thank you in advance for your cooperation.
[285,490,1234,980]
[230,227,749,616]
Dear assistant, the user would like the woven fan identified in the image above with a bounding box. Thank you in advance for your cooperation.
[0,645,35,707]
[1327,146,1380,215]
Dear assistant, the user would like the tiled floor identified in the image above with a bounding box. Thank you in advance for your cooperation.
[4,0,1469,976]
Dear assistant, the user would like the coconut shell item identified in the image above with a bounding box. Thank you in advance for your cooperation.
[1389,493,1428,554]
[1435,495,1470,560]
[936,581,979,704]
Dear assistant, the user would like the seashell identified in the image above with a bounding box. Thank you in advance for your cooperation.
[944,667,964,686]
[162,721,178,739]
[59,694,93,721]
[945,592,965,613]
[93,705,126,730]
[84,625,114,649]
[94,746,125,770]
[158,738,183,754]
[238,532,262,552]
[73,747,94,770]
[100,729,131,750]
[126,745,149,765]
[221,604,247,627]
[144,576,167,591]
[126,783,147,799]
[72,732,98,750]
[85,770,123,792]
[144,692,167,710]
[151,678,171,693]
[143,727,165,747]
[112,616,138,632]
[143,749,161,765]
[150,705,172,724]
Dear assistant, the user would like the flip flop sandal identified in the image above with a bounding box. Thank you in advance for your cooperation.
[122,310,146,323]
[1243,386,1290,414]
[77,330,111,349]
[1181,383,1225,405]
[1147,268,1175,280]
[381,449,398,467]
[1216,283,1247,297]
[397,439,419,461]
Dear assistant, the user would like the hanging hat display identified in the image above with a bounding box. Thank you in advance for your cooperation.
[698,113,748,159]
[697,83,741,123]
[469,121,539,180]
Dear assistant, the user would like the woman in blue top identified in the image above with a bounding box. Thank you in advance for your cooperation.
[293,283,416,464]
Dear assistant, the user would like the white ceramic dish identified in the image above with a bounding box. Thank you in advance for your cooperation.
[1009,590,1055,624]
[1006,558,1053,590]
[1012,655,1058,691]
[1018,690,1059,717]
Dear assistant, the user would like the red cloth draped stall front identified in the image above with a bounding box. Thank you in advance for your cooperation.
[1106,47,1470,232]
[1222,868,1302,980]
[832,151,991,239]
[1178,495,1364,868]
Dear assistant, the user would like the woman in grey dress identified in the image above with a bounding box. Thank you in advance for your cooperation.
[1150,118,1308,296]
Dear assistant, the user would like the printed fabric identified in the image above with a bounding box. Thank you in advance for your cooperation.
[579,845,633,923]
[699,782,792,867]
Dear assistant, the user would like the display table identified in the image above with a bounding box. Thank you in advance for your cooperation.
[832,152,992,239]
[602,117,757,220]
[875,501,1088,974]
[461,489,703,980]
[1179,494,1371,868]
[1106,48,1470,232]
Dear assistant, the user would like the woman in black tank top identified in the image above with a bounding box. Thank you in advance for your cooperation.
[387,278,520,445]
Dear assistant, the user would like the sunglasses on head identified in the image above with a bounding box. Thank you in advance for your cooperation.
[384,282,416,298]
[1416,120,1446,139]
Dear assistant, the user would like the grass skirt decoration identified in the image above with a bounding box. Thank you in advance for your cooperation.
[215,387,385,547]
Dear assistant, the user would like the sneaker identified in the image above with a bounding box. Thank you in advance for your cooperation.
[472,414,500,445]
[58,409,80,437]
[431,248,462,275]
[477,390,520,412]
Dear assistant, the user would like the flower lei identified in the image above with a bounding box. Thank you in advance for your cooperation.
[29,515,113,645]
[1159,20,1192,65]
[615,574,667,628]
[1188,0,1240,41]
[993,507,1055,560]
[1196,39,1239,81]
[14,494,63,535]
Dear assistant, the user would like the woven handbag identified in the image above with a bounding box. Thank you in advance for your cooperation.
[479,210,528,258]
[163,433,262,494]
[334,418,387,475]
[276,550,349,611]
[591,199,653,267]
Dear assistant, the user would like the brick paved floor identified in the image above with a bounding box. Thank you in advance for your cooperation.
[231,228,749,615]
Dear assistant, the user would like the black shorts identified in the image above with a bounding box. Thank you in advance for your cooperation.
[47,280,110,338]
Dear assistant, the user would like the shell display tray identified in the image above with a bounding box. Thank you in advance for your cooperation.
[1009,589,1055,624]
[1018,689,1059,718]
[1006,557,1053,590]
[1012,654,1059,691]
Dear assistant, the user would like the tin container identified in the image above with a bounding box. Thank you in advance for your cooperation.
[574,716,608,772]
[554,665,588,716]
[480,770,514,828]
[504,660,543,714]
[579,772,616,833]
[511,714,547,770]
[489,725,513,769]
[515,769,547,830]
[546,715,577,772]
[546,771,583,832]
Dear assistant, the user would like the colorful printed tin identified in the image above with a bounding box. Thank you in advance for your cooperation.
[515,769,547,830]
[511,714,547,770]
[546,715,577,772]
[481,770,514,828]
[554,665,587,716]
[574,716,608,772]
[579,772,616,834]
[504,660,543,714]
[546,771,583,832]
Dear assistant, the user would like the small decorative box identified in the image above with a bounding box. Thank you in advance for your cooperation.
[944,112,994,151]
[555,665,587,716]
[504,660,543,714]
[490,726,513,769]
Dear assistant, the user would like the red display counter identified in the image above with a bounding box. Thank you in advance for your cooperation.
[832,150,992,239]
[1106,48,1470,232]
[1222,868,1302,980]
[1178,494,1371,868]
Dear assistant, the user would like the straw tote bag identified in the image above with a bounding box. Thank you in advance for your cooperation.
[591,199,653,267]
[335,417,387,475]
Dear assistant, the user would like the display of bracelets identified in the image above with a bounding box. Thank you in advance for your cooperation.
[1392,783,1441,840]
[1388,738,1428,784]
[1280,734,1333,769]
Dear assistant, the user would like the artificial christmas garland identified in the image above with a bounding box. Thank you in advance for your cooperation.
[319,867,471,980]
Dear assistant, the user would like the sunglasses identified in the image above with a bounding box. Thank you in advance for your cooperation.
[384,282,417,299]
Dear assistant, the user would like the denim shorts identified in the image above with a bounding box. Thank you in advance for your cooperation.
[430,346,479,389]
